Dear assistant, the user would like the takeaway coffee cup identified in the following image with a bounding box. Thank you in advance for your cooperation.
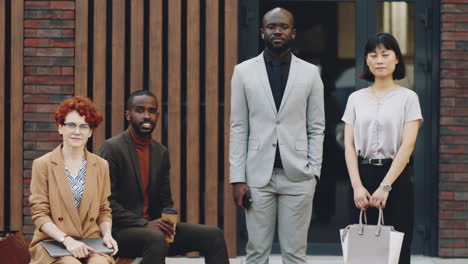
[161,208,178,243]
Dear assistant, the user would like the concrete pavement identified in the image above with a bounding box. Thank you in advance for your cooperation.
[163,255,467,264]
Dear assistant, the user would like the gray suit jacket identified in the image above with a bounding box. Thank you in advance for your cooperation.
[229,52,325,188]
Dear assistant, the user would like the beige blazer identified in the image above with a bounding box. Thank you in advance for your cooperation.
[229,52,325,187]
[28,145,113,264]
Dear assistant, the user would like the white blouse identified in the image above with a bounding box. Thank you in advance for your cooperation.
[341,87,423,159]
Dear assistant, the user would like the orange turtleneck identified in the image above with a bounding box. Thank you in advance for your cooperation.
[129,125,152,218]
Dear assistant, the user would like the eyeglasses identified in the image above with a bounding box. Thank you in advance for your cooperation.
[63,123,91,131]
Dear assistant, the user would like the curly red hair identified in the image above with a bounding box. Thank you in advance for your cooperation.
[54,96,103,128]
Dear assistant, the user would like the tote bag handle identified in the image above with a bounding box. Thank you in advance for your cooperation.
[358,207,385,236]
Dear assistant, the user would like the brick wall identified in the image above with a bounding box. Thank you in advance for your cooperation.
[22,0,75,240]
[439,0,468,257]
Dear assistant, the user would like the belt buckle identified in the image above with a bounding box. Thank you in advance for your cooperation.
[375,159,383,166]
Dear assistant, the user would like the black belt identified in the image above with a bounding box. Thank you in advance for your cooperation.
[359,158,393,166]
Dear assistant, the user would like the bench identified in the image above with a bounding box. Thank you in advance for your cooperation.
[116,252,200,264]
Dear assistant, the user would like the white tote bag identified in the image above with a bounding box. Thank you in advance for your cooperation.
[340,208,404,264]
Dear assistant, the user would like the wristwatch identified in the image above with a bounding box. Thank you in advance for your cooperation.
[59,235,69,244]
[380,182,392,192]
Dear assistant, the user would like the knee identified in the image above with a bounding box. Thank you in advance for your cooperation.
[205,226,226,246]
[57,256,82,264]
[87,254,114,264]
[143,229,166,248]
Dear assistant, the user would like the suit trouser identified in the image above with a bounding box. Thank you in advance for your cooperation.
[245,168,317,264]
[114,222,229,264]
[353,164,414,264]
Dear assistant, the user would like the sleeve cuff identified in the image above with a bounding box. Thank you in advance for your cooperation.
[230,176,246,184]
[97,216,112,225]
[138,218,150,227]
[35,216,53,231]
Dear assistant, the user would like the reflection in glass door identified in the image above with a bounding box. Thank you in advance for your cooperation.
[377,2,415,90]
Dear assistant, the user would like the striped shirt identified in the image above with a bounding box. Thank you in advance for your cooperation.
[66,157,87,209]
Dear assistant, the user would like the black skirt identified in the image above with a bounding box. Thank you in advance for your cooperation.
[352,163,414,264]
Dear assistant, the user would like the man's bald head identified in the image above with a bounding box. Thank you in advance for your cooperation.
[262,7,295,29]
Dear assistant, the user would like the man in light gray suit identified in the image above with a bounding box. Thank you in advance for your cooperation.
[229,7,325,264]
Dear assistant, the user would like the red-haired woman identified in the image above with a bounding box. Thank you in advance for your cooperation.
[29,96,118,264]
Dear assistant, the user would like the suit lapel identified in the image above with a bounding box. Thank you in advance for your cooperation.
[51,146,82,234]
[78,150,95,222]
[123,130,144,201]
[255,53,277,115]
[278,54,298,113]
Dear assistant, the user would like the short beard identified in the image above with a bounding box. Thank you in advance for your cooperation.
[130,120,154,136]
[265,39,290,55]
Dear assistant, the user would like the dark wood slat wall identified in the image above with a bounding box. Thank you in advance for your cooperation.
[75,0,88,97]
[130,0,144,93]
[93,0,107,151]
[149,0,163,143]
[186,0,200,225]
[10,0,23,231]
[205,0,219,227]
[50,0,238,256]
[112,0,126,137]
[168,0,182,213]
[224,0,238,256]
[0,0,5,231]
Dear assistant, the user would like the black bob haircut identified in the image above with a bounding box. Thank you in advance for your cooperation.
[359,32,406,82]
[126,90,158,110]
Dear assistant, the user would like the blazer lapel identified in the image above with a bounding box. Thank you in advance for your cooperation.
[78,150,96,222]
[51,146,82,234]
[123,130,144,201]
[255,53,277,115]
[278,54,298,113]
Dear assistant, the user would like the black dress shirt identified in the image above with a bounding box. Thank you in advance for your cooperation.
[263,49,291,110]
[263,49,292,168]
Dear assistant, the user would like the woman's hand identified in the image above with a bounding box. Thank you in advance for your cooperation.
[353,185,371,210]
[370,188,390,208]
[63,237,94,259]
[103,234,119,256]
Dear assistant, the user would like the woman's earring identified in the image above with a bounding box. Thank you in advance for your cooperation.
[261,34,264,39]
